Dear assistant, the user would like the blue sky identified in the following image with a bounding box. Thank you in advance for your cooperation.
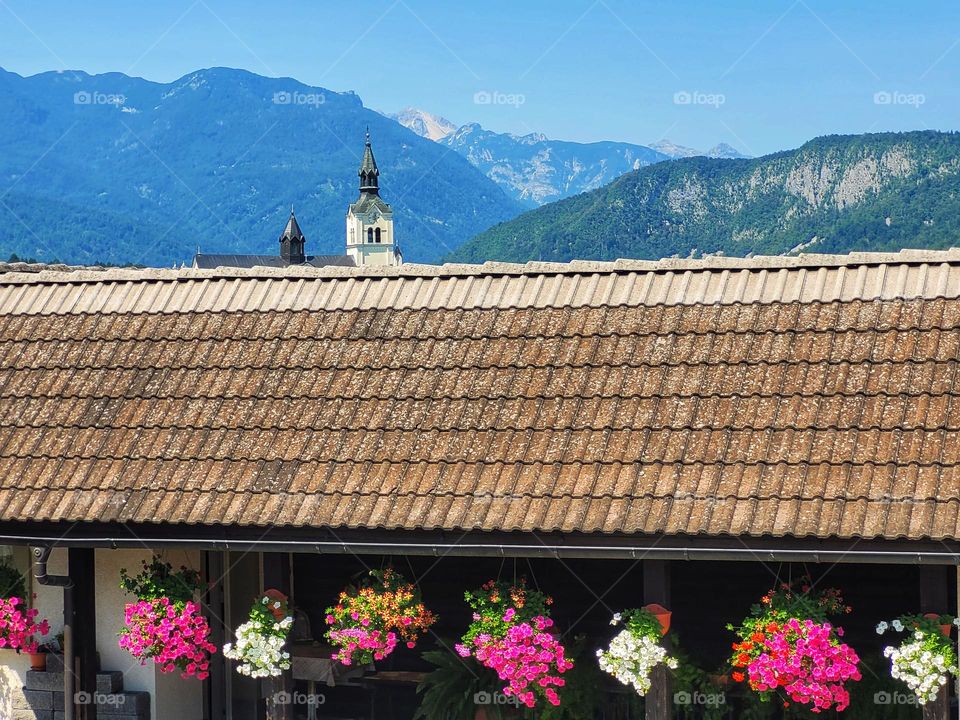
[1,0,957,155]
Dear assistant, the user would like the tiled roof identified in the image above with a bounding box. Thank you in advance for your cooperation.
[2,249,960,540]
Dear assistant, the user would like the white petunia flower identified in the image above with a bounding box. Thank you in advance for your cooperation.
[598,624,677,696]
[223,601,293,678]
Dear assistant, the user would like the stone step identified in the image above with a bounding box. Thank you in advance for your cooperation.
[92,691,150,717]
[24,670,62,692]
[22,688,59,710]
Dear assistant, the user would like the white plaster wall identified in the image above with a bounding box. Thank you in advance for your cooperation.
[148,549,204,720]
[95,549,155,696]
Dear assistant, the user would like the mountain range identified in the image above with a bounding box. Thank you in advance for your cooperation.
[391,108,750,205]
[2,66,956,270]
[0,67,522,266]
[450,131,960,264]
[649,140,749,159]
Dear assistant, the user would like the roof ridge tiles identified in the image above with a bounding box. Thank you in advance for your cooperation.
[5,247,960,285]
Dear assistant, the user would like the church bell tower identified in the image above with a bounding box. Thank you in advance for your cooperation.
[279,207,305,264]
[346,130,402,267]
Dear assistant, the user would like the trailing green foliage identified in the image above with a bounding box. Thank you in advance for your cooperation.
[415,648,512,720]
[0,557,27,599]
[119,555,202,606]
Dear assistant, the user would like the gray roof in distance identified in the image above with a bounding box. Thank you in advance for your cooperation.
[193,254,356,269]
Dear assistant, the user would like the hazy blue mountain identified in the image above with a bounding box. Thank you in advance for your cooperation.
[441,122,670,207]
[648,140,702,158]
[706,142,751,159]
[450,131,960,264]
[650,139,751,159]
[0,67,522,266]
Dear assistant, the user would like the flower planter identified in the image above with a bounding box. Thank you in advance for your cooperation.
[599,608,678,696]
[325,567,435,666]
[729,578,859,713]
[458,579,571,708]
[29,652,46,671]
[223,591,294,678]
[642,603,671,635]
[922,613,952,637]
[708,673,730,688]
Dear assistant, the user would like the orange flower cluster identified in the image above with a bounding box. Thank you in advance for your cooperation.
[325,567,437,665]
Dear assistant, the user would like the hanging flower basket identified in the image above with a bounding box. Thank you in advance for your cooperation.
[877,614,960,705]
[727,577,860,713]
[118,556,217,680]
[597,608,678,696]
[0,596,49,654]
[224,589,294,678]
[0,561,49,655]
[325,567,436,666]
[455,579,573,708]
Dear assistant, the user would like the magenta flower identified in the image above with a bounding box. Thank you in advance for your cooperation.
[118,597,217,680]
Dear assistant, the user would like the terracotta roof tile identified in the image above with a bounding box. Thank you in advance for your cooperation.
[2,258,960,538]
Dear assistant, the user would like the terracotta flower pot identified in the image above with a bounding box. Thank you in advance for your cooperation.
[263,588,289,621]
[643,603,671,635]
[708,673,730,688]
[922,613,951,637]
[29,652,46,671]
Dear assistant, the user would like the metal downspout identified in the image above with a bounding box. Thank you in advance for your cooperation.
[32,547,75,720]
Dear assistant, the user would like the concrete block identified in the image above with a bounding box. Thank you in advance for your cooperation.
[95,691,150,716]
[44,654,65,674]
[24,670,63,692]
[96,670,123,693]
[22,688,53,710]
[14,710,52,720]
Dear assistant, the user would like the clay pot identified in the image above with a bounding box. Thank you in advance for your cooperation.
[923,613,952,637]
[643,603,671,635]
[263,588,289,621]
[29,652,46,671]
[708,673,730,688]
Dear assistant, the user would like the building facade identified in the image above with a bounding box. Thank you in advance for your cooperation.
[0,251,958,719]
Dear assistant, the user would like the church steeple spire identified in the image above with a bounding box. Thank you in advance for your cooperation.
[279,206,306,264]
[358,128,380,195]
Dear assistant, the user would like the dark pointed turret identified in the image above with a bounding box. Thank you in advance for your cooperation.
[358,128,380,195]
[279,206,306,264]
